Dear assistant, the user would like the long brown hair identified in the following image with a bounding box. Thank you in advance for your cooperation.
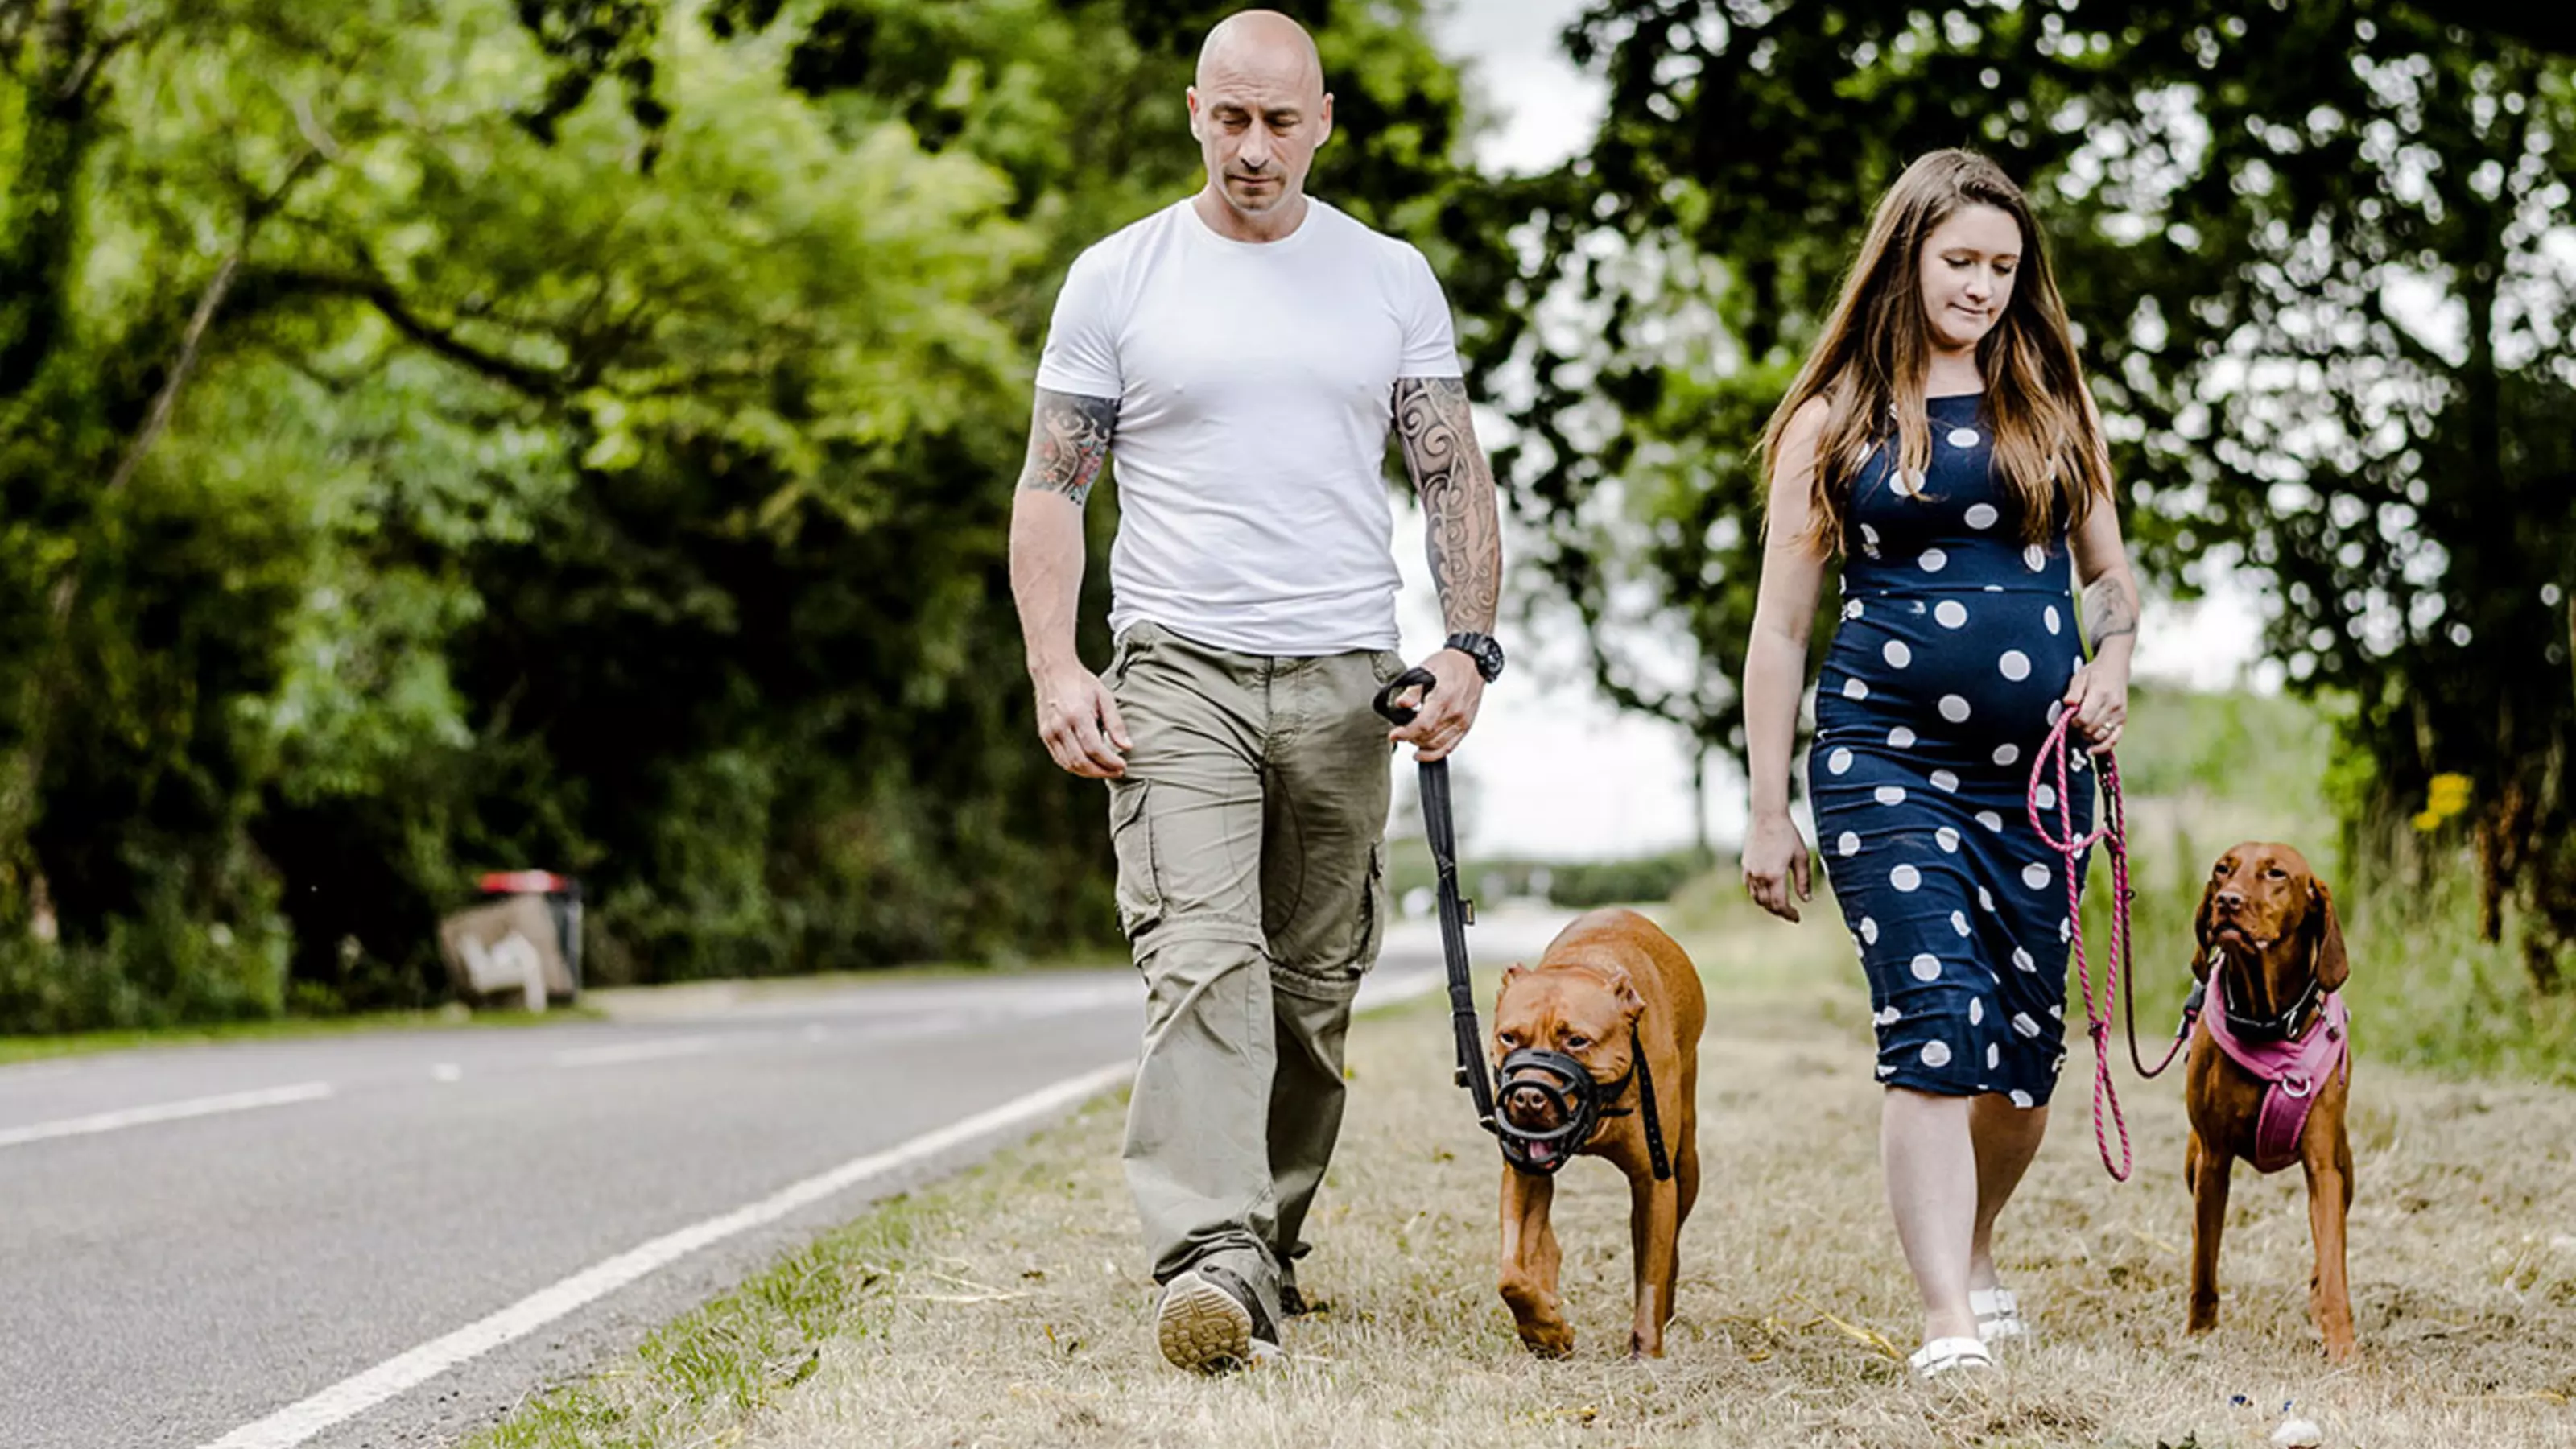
[1760,149,2111,554]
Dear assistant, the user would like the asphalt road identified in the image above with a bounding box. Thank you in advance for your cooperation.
[0,936,1505,1449]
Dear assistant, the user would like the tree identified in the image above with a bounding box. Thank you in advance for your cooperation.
[0,0,1492,1025]
[1491,0,2575,985]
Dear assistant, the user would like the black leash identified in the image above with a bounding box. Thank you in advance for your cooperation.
[1373,668,1671,1183]
[1374,667,1498,1134]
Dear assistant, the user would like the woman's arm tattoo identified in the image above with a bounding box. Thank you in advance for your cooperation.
[1393,377,1501,634]
[1018,388,1118,505]
[2082,574,2139,650]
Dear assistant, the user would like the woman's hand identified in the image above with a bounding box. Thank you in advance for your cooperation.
[2062,653,2131,754]
[1741,811,1814,923]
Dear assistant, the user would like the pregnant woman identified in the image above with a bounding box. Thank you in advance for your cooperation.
[1739,150,2142,1380]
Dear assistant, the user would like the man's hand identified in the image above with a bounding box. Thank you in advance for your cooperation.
[1385,648,1484,762]
[1032,663,1131,778]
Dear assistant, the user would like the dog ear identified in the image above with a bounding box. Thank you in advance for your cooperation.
[2307,879,2349,992]
[1601,964,1646,1019]
[2190,873,2219,981]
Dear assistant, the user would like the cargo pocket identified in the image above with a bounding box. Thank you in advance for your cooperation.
[1357,840,1389,969]
[1108,782,1163,942]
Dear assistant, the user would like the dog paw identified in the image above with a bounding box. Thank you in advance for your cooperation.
[1517,1323,1575,1358]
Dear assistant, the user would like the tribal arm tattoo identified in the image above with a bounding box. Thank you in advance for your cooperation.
[1393,377,1501,634]
[1017,388,1118,505]
[2082,572,2140,652]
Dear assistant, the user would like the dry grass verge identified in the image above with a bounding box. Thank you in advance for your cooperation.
[481,900,2576,1448]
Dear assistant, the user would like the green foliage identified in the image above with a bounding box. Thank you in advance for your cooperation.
[0,0,1480,1029]
[1493,1,2576,986]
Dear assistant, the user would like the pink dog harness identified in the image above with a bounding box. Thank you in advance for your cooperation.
[2202,972,2350,1174]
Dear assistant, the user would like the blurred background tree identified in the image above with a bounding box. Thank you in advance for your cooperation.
[0,0,2567,1034]
[0,0,1484,1026]
[1485,0,2575,990]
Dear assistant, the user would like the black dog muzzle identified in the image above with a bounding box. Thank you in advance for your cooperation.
[1492,1026,1672,1181]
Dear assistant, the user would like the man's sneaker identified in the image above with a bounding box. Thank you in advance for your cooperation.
[1154,1265,1280,1373]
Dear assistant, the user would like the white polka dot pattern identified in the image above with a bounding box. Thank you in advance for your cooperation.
[1817,398,2097,1106]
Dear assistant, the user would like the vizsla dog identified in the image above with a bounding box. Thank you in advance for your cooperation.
[1491,907,1706,1358]
[2183,842,2357,1361]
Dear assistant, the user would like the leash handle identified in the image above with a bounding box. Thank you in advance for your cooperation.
[2029,708,2139,1182]
[1373,667,1438,727]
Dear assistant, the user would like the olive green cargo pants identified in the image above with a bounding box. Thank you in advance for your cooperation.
[1104,621,1399,1324]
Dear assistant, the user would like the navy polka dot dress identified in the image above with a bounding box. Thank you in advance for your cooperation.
[1810,393,2095,1107]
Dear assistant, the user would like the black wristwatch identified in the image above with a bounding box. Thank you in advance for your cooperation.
[1443,631,1506,683]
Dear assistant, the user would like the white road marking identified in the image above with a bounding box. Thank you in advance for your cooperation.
[553,1036,725,1068]
[429,1064,463,1084]
[0,1082,334,1150]
[197,1059,1134,1449]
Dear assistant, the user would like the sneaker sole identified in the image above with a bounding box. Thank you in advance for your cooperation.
[1158,1273,1254,1373]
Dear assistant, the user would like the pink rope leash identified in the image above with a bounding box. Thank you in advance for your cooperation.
[2026,708,2136,1182]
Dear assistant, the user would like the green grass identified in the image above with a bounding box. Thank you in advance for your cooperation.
[472,892,2576,1449]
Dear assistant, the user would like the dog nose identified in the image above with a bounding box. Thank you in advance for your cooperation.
[1505,1084,1553,1121]
[2214,889,2244,912]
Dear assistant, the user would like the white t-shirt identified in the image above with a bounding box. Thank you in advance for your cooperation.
[1035,197,1463,656]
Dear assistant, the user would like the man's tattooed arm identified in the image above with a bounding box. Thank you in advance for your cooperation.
[2082,572,2140,652]
[1393,377,1501,634]
[1018,388,1118,505]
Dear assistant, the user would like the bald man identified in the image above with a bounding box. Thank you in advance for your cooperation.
[1008,9,1505,1373]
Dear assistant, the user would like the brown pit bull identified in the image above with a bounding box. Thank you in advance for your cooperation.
[1491,907,1706,1358]
[2183,841,2357,1362]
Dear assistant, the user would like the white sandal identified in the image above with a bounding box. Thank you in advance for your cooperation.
[1970,1286,2027,1344]
[1908,1335,1996,1380]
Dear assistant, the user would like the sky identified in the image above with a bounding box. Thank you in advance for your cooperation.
[1393,0,2269,861]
